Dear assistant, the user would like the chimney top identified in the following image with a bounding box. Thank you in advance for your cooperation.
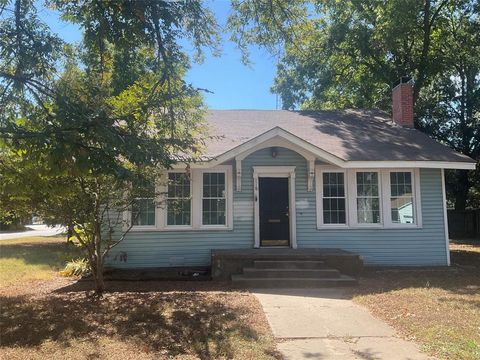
[392,76,413,89]
[392,77,414,128]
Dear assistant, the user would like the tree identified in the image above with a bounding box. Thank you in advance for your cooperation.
[0,0,219,293]
[228,0,479,209]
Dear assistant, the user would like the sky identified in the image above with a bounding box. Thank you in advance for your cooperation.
[38,1,279,110]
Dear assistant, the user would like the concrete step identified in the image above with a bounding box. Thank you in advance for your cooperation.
[242,267,341,279]
[254,260,326,269]
[231,274,357,288]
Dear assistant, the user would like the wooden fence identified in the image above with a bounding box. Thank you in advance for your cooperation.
[447,209,480,239]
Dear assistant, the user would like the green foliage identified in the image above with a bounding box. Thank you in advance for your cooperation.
[0,0,220,292]
[60,258,91,277]
[229,0,479,209]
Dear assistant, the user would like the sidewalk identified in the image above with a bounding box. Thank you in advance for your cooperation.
[253,288,433,360]
[0,224,65,240]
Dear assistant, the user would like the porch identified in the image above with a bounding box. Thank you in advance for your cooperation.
[211,248,363,284]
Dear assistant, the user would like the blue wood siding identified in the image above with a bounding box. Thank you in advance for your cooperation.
[107,147,448,268]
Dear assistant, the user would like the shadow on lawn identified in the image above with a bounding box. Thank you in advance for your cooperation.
[1,289,270,359]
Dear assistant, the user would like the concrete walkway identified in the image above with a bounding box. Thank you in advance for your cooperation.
[0,224,65,240]
[253,288,433,360]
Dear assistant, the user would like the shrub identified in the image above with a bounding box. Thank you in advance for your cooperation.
[60,258,91,277]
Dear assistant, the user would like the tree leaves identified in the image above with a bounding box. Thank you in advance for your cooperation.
[0,0,219,292]
[229,0,479,208]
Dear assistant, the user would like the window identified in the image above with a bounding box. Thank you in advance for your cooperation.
[166,173,191,226]
[390,172,414,224]
[322,172,346,224]
[202,172,226,225]
[316,167,421,229]
[132,181,156,226]
[356,172,381,224]
[127,165,232,231]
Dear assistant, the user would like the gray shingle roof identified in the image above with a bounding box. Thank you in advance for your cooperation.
[202,109,474,163]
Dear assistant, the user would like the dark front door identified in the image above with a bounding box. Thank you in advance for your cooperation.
[259,177,290,247]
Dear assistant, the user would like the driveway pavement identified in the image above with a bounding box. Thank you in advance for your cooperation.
[0,224,65,240]
[253,288,433,360]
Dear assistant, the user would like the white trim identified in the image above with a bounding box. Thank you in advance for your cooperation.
[127,165,233,232]
[130,189,159,231]
[197,166,234,230]
[209,127,345,167]
[235,136,316,162]
[163,170,194,230]
[315,166,424,230]
[350,169,383,228]
[234,136,317,192]
[173,159,475,171]
[316,166,349,229]
[235,158,242,192]
[345,161,475,170]
[441,169,451,266]
[415,168,423,227]
[383,169,422,228]
[253,166,297,249]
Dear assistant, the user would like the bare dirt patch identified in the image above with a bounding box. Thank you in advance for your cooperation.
[1,236,280,359]
[1,280,280,360]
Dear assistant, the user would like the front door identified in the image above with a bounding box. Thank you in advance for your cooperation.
[259,177,290,246]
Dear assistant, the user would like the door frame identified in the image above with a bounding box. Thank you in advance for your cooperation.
[253,166,297,248]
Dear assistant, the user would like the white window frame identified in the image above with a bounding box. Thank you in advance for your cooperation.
[127,165,233,232]
[316,166,348,228]
[315,166,422,229]
[197,166,234,230]
[129,181,158,231]
[350,169,383,228]
[383,168,422,228]
[164,170,193,230]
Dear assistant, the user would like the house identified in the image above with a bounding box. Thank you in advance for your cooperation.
[109,79,476,276]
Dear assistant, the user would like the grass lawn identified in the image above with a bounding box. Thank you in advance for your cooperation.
[352,241,480,360]
[0,236,81,288]
[0,236,280,360]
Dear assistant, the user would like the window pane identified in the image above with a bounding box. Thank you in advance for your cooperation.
[356,172,380,224]
[390,172,412,197]
[390,172,414,224]
[391,197,414,224]
[202,199,226,225]
[321,172,346,225]
[168,173,190,198]
[357,198,380,224]
[323,198,346,224]
[167,173,191,226]
[132,198,155,226]
[167,199,191,226]
[203,173,225,198]
[357,172,378,196]
[202,172,227,226]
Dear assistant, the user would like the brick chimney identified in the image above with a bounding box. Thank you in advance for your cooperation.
[392,77,414,128]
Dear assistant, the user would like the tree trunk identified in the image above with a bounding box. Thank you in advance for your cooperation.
[94,269,105,294]
[454,170,469,210]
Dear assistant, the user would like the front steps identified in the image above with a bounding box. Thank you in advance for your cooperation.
[231,259,357,288]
